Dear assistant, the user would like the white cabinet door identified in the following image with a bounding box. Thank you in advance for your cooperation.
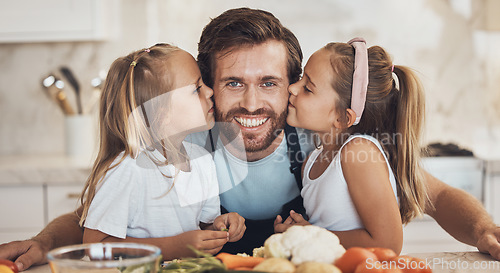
[402,217,476,254]
[403,157,485,253]
[0,185,44,244]
[0,0,118,42]
[487,173,500,224]
[46,184,84,223]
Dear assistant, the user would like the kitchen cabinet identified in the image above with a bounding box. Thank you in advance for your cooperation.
[0,0,118,43]
[485,161,500,224]
[402,216,476,254]
[0,155,90,244]
[46,185,83,223]
[0,184,84,244]
[490,175,500,224]
[401,157,484,253]
[0,185,45,243]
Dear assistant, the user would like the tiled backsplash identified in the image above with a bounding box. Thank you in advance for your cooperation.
[0,0,499,156]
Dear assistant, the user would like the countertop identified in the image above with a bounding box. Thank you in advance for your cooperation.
[0,154,91,185]
[22,252,500,273]
[410,252,500,272]
[1,152,499,186]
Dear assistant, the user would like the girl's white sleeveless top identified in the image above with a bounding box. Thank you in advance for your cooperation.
[301,135,398,231]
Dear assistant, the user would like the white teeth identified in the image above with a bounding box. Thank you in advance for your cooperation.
[234,117,269,128]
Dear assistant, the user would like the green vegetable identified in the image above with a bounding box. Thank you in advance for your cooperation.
[160,247,226,273]
[158,247,268,273]
[118,254,162,273]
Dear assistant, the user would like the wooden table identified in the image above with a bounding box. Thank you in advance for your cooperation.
[24,252,500,273]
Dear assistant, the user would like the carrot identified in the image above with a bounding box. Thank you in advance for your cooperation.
[233,267,255,271]
[215,253,265,269]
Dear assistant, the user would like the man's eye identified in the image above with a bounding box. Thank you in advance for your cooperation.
[304,86,312,93]
[262,82,276,87]
[228,82,242,88]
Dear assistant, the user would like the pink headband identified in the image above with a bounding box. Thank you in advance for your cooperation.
[347,37,368,125]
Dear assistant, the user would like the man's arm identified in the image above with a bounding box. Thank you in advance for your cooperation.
[0,207,83,271]
[424,170,500,259]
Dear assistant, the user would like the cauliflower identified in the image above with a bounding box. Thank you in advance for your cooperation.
[263,233,290,259]
[253,246,265,258]
[263,225,346,265]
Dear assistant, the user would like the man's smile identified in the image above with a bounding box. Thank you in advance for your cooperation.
[234,116,269,128]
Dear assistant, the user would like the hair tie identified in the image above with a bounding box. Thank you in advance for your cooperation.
[347,37,369,125]
[145,49,150,53]
[130,61,137,67]
[391,64,400,91]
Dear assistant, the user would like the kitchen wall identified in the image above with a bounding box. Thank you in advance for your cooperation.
[0,0,499,156]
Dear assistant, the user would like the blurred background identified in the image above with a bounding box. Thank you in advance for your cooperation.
[0,0,499,156]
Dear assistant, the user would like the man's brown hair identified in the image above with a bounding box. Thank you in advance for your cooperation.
[197,7,303,88]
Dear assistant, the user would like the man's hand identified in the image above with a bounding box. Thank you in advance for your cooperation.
[212,212,246,242]
[0,239,49,271]
[274,210,310,233]
[476,227,500,260]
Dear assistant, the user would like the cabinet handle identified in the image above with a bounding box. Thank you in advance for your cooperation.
[67,193,80,199]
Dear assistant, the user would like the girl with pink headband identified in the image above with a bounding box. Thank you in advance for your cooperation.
[278,38,427,254]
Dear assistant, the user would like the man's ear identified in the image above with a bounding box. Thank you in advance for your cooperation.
[335,108,357,129]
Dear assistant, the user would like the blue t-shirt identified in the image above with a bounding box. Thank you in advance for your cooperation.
[185,127,314,220]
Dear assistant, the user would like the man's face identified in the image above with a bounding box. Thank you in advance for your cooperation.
[212,40,289,152]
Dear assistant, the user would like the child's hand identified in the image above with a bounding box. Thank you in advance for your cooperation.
[175,230,229,255]
[274,210,311,233]
[213,212,246,242]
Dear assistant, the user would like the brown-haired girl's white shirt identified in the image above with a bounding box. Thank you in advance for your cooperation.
[301,135,398,231]
[83,142,220,238]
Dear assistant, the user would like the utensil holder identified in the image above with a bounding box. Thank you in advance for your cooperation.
[65,115,96,163]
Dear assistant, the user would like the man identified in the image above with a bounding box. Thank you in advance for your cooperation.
[1,7,500,271]
[192,7,309,254]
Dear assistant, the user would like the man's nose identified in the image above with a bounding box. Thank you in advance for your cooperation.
[240,86,262,112]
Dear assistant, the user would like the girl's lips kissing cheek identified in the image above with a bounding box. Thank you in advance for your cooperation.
[234,116,269,129]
